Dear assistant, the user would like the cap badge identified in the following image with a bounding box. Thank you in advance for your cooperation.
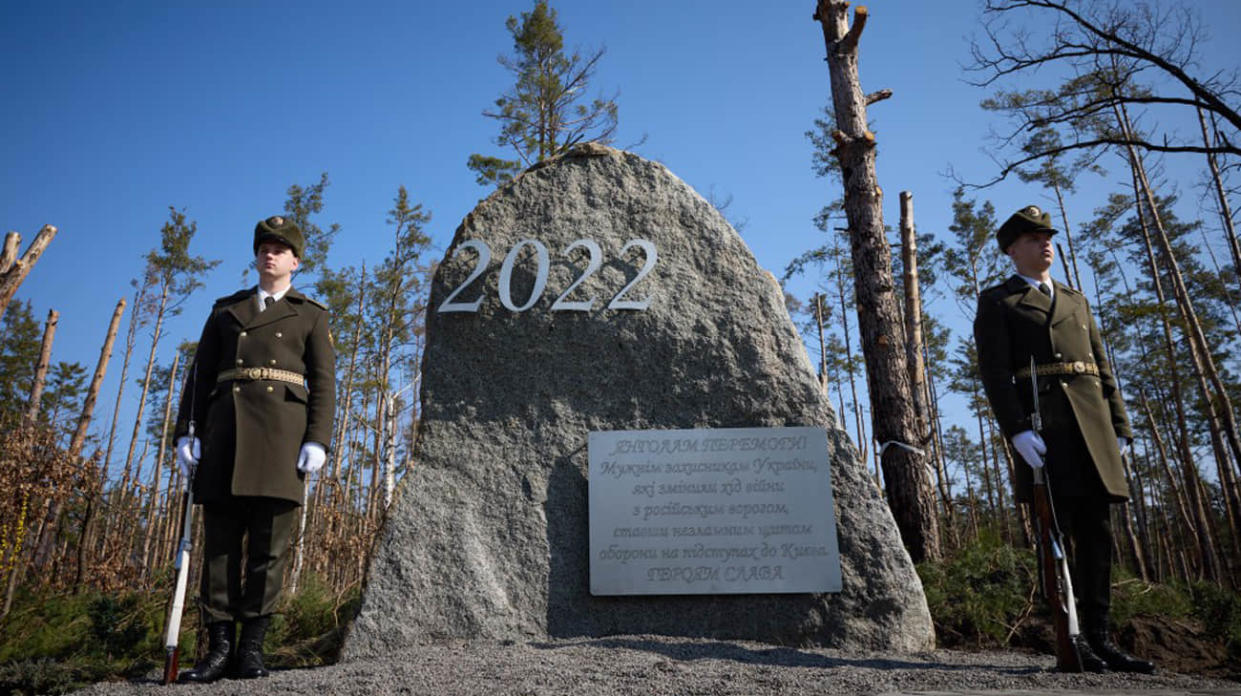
[267,216,285,227]
[1022,205,1042,217]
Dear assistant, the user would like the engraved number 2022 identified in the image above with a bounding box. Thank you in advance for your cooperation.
[437,238,657,313]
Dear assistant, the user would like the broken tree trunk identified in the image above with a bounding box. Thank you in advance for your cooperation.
[68,298,126,588]
[24,309,59,424]
[0,225,57,324]
[813,1,940,562]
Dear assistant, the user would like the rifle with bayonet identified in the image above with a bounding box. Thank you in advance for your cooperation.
[161,364,197,685]
[1028,356,1083,672]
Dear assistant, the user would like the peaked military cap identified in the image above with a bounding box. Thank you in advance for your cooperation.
[253,215,305,258]
[996,204,1058,252]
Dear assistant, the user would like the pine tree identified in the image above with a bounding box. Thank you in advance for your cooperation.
[468,0,618,187]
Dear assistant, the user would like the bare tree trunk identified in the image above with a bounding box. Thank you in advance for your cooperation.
[0,225,57,324]
[74,297,126,453]
[1119,104,1241,543]
[814,294,829,393]
[102,283,146,497]
[140,353,179,579]
[69,298,126,588]
[113,283,170,539]
[1142,391,1211,580]
[814,1,938,561]
[24,309,59,424]
[899,192,929,446]
[1199,106,1241,299]
[899,192,955,541]
[1049,180,1084,291]
[831,234,868,463]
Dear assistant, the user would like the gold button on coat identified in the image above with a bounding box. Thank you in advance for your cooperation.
[266,386,274,392]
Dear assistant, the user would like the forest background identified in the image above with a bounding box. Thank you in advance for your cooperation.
[2,0,1241,690]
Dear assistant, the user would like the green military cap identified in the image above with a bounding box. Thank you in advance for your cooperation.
[996,204,1058,252]
[253,215,304,258]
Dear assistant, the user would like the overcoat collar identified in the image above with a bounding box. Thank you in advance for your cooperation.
[1008,275,1053,314]
[1050,280,1084,326]
[225,286,301,329]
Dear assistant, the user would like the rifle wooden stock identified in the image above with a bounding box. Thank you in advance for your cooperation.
[1032,470,1082,673]
[161,484,194,685]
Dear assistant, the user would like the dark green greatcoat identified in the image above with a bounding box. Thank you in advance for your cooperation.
[974,276,1132,503]
[175,287,335,504]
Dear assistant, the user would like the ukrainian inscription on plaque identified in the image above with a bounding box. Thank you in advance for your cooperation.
[589,426,841,595]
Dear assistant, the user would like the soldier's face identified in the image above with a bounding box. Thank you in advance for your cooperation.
[1007,231,1054,277]
[256,241,299,282]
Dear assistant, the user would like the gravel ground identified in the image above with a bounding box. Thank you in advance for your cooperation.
[71,635,1241,696]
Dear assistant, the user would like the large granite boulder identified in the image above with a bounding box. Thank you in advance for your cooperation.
[341,145,934,658]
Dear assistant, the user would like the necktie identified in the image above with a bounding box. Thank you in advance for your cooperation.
[1037,282,1051,297]
[263,296,275,311]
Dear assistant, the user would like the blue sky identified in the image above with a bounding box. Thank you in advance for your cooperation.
[3,1,1239,469]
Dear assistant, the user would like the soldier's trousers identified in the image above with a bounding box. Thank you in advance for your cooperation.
[199,497,299,623]
[1044,427,1114,630]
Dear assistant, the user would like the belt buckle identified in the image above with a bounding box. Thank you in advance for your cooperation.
[1072,360,1086,374]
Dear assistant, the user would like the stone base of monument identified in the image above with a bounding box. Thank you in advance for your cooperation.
[340,145,934,660]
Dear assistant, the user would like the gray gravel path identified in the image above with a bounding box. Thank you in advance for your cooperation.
[71,635,1240,695]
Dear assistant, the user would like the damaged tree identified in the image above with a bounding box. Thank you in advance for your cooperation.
[813,1,940,562]
[0,225,57,324]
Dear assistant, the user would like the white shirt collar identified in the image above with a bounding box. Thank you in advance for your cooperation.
[257,286,291,310]
[1017,274,1054,300]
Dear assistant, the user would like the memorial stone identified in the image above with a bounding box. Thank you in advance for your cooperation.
[342,144,934,658]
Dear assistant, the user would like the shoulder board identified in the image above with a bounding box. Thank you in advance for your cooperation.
[212,289,253,307]
[287,293,329,311]
[978,283,1007,300]
[1059,284,1083,297]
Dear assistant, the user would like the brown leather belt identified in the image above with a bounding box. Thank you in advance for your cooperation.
[1015,361,1099,379]
[217,367,306,386]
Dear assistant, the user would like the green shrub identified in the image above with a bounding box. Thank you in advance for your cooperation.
[1189,580,1241,657]
[0,658,83,696]
[268,572,361,668]
[1107,567,1193,627]
[918,531,1037,647]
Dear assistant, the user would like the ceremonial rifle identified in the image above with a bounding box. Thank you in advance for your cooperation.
[1028,356,1083,672]
[161,365,197,685]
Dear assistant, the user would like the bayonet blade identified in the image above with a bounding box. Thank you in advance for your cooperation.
[1029,355,1042,433]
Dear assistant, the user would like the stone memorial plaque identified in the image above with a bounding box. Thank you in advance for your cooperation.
[589,426,841,595]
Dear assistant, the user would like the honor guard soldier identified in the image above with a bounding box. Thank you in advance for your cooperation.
[172,216,335,682]
[974,205,1154,673]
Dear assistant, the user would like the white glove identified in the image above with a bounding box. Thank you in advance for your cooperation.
[1011,430,1047,470]
[175,436,201,477]
[297,442,327,474]
[1118,436,1131,457]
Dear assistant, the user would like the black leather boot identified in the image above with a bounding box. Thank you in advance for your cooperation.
[235,616,271,678]
[1071,634,1109,673]
[1086,626,1155,673]
[178,621,234,683]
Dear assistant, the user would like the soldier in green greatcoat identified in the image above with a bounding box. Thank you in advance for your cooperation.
[974,205,1153,673]
[172,216,335,682]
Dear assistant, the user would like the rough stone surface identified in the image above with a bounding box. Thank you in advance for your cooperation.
[341,146,934,659]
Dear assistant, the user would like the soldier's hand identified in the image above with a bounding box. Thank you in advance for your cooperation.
[175,436,201,476]
[1011,430,1046,469]
[1117,436,1131,457]
[297,442,326,474]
